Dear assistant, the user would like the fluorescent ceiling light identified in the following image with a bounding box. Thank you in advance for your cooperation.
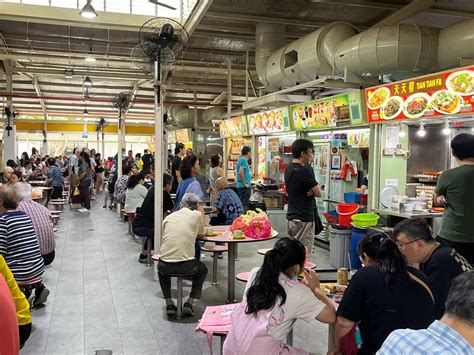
[442,121,451,135]
[308,131,332,136]
[417,122,426,137]
[80,0,98,18]
[399,124,406,138]
[85,56,96,62]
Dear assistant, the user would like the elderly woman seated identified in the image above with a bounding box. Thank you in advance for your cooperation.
[210,176,244,226]
[157,193,208,317]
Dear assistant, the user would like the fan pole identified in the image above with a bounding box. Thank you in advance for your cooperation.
[154,56,164,257]
[101,131,105,161]
[117,108,123,180]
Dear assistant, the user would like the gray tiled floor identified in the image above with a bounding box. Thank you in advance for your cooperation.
[21,197,332,355]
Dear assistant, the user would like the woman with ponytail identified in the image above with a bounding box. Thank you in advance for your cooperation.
[329,233,435,355]
[223,238,336,355]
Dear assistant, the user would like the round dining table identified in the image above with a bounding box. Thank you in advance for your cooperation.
[199,225,277,303]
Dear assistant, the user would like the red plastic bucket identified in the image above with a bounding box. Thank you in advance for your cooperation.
[337,203,359,227]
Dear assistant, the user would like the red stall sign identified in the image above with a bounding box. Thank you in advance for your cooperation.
[365,66,474,123]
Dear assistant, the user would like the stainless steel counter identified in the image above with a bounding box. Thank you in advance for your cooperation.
[372,208,443,219]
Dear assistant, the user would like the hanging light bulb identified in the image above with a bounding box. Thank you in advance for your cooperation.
[85,44,96,62]
[442,121,451,135]
[83,107,89,116]
[83,76,93,87]
[417,122,426,137]
[399,124,406,138]
[80,0,98,18]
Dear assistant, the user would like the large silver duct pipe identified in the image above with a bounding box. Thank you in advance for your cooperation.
[255,23,286,89]
[169,106,226,126]
[438,18,474,69]
[202,106,226,123]
[334,24,440,78]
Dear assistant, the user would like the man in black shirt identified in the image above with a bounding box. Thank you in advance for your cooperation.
[394,218,473,319]
[171,143,185,193]
[284,139,321,254]
[141,149,152,175]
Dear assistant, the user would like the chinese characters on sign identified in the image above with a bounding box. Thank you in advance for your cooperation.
[219,117,249,138]
[366,66,474,123]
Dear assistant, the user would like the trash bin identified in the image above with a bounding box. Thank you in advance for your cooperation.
[329,225,351,268]
[350,226,367,270]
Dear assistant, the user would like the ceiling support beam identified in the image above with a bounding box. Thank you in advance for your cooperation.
[372,0,436,28]
[184,0,214,36]
[210,92,227,105]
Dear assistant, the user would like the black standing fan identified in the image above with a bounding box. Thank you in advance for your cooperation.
[110,91,135,130]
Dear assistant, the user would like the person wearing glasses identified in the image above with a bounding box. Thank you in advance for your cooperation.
[329,232,435,355]
[393,218,472,319]
[284,139,322,256]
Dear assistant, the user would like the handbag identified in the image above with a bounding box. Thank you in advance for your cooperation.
[73,186,80,196]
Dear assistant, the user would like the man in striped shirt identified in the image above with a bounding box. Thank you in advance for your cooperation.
[14,183,55,265]
[0,186,49,307]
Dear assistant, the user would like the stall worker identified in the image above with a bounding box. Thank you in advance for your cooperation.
[435,133,474,264]
[393,218,472,319]
[378,271,474,354]
[223,238,336,355]
[157,193,208,317]
[329,233,434,355]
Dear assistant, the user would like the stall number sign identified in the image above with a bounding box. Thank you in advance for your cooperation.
[366,65,474,123]
[290,91,363,131]
[219,116,249,138]
[247,107,290,135]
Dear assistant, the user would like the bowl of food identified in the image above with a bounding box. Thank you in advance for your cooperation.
[367,87,391,110]
[430,90,462,115]
[381,96,403,120]
[403,93,430,118]
[446,70,474,96]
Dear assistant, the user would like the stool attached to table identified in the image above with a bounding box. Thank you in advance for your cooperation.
[201,245,228,285]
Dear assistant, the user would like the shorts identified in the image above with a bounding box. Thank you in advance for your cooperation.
[288,219,315,254]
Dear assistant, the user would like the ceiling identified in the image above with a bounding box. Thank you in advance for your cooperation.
[0,0,473,127]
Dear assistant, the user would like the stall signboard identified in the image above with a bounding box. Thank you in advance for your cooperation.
[290,91,364,131]
[168,130,176,143]
[348,131,370,148]
[247,107,290,135]
[175,129,190,143]
[268,137,280,152]
[365,65,474,123]
[219,116,249,138]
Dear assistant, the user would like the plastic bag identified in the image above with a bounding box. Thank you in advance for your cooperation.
[230,209,272,239]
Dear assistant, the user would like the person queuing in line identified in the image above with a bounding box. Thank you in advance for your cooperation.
[131,163,139,175]
[113,147,126,171]
[46,157,63,200]
[210,177,243,226]
[435,133,474,264]
[329,233,435,355]
[94,152,104,195]
[135,153,143,171]
[284,139,322,256]
[77,151,93,213]
[167,149,173,172]
[223,238,336,355]
[104,171,116,209]
[125,149,134,166]
[171,142,185,193]
[0,255,32,349]
[0,273,20,355]
[14,183,55,266]
[133,173,174,263]
[378,271,474,354]
[235,145,252,212]
[124,173,148,214]
[113,165,132,207]
[173,154,204,211]
[68,147,81,188]
[186,147,193,156]
[208,154,225,206]
[0,186,49,307]
[141,149,152,175]
[393,218,472,319]
[157,193,208,317]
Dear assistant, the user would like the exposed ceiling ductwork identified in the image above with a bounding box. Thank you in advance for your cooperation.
[256,18,474,91]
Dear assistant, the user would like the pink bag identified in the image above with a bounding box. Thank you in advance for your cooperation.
[245,217,272,239]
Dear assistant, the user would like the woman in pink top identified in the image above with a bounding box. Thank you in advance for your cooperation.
[223,238,336,355]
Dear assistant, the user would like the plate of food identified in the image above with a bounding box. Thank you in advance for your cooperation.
[431,207,445,213]
[430,90,462,115]
[367,87,391,110]
[403,93,431,118]
[381,96,404,120]
[446,70,474,96]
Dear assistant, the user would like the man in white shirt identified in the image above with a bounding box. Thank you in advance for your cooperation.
[158,193,208,317]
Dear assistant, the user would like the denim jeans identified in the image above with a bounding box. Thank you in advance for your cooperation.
[79,178,91,209]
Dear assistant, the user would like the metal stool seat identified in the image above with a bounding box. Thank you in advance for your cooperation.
[257,248,271,255]
[236,272,250,283]
[201,245,228,285]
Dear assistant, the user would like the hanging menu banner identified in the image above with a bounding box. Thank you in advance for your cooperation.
[219,116,249,138]
[247,107,290,135]
[365,65,474,123]
[175,129,190,143]
[290,91,364,131]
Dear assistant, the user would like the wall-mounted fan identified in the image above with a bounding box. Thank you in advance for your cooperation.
[3,106,18,137]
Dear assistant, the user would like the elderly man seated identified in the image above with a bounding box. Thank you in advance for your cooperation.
[0,186,48,307]
[14,183,55,266]
[158,193,208,317]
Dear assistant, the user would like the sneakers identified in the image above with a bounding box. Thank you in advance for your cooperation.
[182,302,194,316]
[166,304,177,316]
[138,254,148,264]
[102,205,107,208]
[78,208,89,213]
[33,285,50,307]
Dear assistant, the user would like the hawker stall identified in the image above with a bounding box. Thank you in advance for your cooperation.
[366,65,474,235]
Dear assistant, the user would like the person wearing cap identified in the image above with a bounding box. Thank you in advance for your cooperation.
[157,193,208,317]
